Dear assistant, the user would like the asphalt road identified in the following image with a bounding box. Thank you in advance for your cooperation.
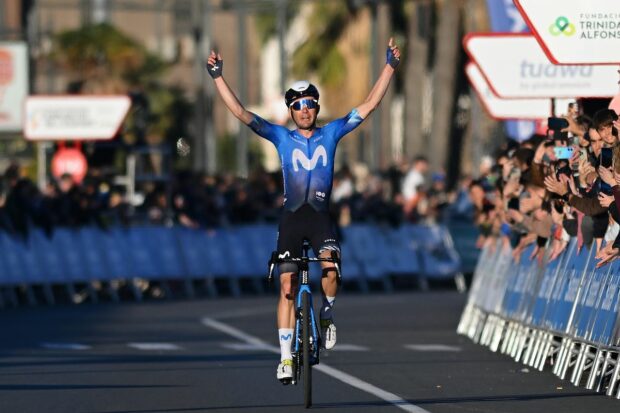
[0,291,618,413]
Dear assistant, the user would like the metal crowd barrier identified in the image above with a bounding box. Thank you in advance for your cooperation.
[0,223,464,307]
[457,239,620,399]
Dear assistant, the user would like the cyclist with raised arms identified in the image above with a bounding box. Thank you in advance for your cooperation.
[206,38,400,383]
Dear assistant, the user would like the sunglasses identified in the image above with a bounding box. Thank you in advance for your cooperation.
[290,99,318,111]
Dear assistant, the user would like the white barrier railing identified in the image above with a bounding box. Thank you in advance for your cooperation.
[457,239,620,399]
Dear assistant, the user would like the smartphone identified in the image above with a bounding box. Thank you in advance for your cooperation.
[548,117,569,130]
[600,147,613,168]
[599,180,613,195]
[553,146,574,160]
[507,197,520,211]
[556,165,572,180]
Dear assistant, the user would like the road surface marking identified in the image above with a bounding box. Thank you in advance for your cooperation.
[128,343,182,351]
[40,342,92,350]
[202,317,430,413]
[329,344,369,351]
[405,344,462,352]
[221,342,268,351]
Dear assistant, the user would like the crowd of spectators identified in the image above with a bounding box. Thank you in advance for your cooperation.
[468,107,620,267]
[0,156,470,239]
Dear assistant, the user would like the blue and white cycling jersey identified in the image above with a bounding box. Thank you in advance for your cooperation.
[248,109,364,212]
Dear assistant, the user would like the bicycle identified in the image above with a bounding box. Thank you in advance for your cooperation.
[268,240,341,408]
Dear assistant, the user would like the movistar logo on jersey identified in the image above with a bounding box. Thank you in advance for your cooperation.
[292,145,327,172]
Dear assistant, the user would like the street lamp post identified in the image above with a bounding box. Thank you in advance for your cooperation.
[237,1,249,178]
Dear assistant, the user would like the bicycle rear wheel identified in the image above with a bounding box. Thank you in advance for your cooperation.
[302,291,312,408]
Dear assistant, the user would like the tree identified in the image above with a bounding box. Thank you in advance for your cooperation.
[291,1,352,89]
[51,23,192,172]
[52,23,166,93]
[429,0,463,172]
[403,0,433,160]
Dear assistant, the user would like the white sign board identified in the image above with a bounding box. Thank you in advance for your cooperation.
[0,42,28,132]
[466,63,550,120]
[464,33,618,99]
[515,0,620,65]
[24,96,131,141]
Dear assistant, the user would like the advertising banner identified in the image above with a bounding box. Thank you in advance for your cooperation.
[24,96,131,141]
[515,0,620,64]
[466,63,551,120]
[0,42,28,132]
[464,33,618,99]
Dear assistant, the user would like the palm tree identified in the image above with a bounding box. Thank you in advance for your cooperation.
[429,0,464,172]
[291,1,352,88]
[51,23,191,172]
[403,0,432,160]
[290,1,401,168]
[52,23,166,93]
[282,0,467,175]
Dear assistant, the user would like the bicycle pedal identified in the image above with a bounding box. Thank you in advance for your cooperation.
[279,378,292,386]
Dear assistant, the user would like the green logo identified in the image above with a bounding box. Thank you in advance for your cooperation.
[549,16,576,36]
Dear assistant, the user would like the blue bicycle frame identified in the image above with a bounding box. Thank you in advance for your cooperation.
[268,242,342,376]
[293,249,321,365]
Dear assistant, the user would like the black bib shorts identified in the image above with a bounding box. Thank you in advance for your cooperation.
[276,204,340,273]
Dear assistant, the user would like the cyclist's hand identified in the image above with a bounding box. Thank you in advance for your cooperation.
[206,50,223,79]
[386,37,400,69]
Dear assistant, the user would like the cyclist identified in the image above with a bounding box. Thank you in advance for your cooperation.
[207,38,400,383]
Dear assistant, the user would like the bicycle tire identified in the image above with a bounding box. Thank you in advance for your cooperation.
[302,291,312,408]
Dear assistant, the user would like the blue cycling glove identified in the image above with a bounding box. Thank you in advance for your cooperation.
[206,57,223,79]
[386,46,399,68]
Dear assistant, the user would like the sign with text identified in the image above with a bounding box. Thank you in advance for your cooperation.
[464,33,618,99]
[0,42,28,132]
[51,147,88,184]
[24,95,131,141]
[466,63,550,120]
[515,0,620,64]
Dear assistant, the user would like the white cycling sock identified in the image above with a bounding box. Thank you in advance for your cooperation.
[320,295,336,320]
[278,328,294,361]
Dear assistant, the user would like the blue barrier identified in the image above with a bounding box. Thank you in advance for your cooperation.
[591,262,620,346]
[550,244,594,334]
[175,227,210,278]
[99,228,132,280]
[31,230,66,284]
[78,228,110,281]
[0,232,27,286]
[447,221,480,273]
[342,225,391,280]
[0,223,463,305]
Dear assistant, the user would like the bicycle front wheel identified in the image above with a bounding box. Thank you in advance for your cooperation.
[302,291,312,408]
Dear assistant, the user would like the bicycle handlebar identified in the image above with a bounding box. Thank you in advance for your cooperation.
[267,251,341,284]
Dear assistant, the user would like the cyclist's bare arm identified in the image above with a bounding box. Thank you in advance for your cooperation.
[356,37,401,119]
[207,50,254,125]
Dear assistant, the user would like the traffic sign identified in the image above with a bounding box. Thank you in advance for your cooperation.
[0,42,28,132]
[464,33,618,99]
[466,63,550,120]
[515,0,620,65]
[51,147,88,184]
[24,95,131,141]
